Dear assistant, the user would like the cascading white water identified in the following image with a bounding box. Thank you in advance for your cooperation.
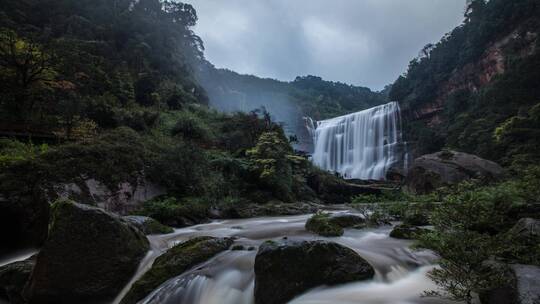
[307,102,404,180]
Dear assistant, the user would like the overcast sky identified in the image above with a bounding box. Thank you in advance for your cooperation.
[187,0,467,90]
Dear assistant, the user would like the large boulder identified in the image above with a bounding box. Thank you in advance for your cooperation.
[0,257,35,304]
[123,215,174,235]
[254,240,375,304]
[480,263,540,304]
[406,151,504,194]
[121,236,234,304]
[305,213,366,237]
[24,201,149,304]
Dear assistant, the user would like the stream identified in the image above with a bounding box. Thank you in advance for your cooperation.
[113,211,458,304]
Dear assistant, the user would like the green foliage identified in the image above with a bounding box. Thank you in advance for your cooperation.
[247,131,295,202]
[0,0,207,135]
[417,168,540,303]
[0,139,48,169]
[136,197,208,227]
[390,0,540,165]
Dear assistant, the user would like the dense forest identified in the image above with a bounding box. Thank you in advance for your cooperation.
[390,0,540,168]
[0,1,539,304]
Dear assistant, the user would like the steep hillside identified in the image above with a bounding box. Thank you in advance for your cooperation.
[390,0,540,167]
[196,63,389,151]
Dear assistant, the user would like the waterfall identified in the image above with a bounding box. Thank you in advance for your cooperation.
[307,102,405,180]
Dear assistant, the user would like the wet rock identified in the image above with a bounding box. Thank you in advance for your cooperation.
[254,240,374,304]
[123,215,174,235]
[390,224,430,240]
[24,201,149,304]
[480,263,540,304]
[0,257,35,304]
[329,213,365,228]
[406,151,504,194]
[121,236,234,304]
[305,213,344,237]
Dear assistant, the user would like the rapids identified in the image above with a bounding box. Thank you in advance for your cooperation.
[113,211,459,304]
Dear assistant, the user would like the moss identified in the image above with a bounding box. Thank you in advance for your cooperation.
[144,218,174,234]
[120,236,233,304]
[305,213,344,237]
[390,224,430,240]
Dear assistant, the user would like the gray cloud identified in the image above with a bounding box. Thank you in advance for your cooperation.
[187,0,466,90]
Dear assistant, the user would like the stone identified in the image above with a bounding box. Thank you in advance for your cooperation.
[123,215,174,235]
[24,201,149,304]
[390,224,430,240]
[406,151,504,194]
[0,257,35,304]
[121,236,234,304]
[254,240,374,304]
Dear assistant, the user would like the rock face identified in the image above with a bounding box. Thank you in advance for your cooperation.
[24,201,149,304]
[53,177,165,215]
[0,257,35,304]
[254,240,375,304]
[123,215,174,235]
[406,151,504,194]
[121,236,234,304]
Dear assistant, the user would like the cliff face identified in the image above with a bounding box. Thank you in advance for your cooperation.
[412,29,537,127]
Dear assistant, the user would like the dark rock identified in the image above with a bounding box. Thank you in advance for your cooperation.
[307,170,384,204]
[254,240,374,304]
[123,215,174,235]
[24,200,149,304]
[406,151,504,194]
[0,194,49,255]
[511,264,540,304]
[121,236,234,304]
[305,213,344,237]
[508,218,540,239]
[0,257,35,304]
[329,213,365,228]
[390,224,430,240]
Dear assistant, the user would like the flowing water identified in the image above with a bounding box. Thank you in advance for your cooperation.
[114,212,458,304]
[307,102,407,180]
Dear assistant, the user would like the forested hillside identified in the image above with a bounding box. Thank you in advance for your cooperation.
[0,0,357,256]
[0,0,207,137]
[390,0,540,168]
[198,63,388,122]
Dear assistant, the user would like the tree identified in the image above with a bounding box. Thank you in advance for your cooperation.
[0,29,56,121]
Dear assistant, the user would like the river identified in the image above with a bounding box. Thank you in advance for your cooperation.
[112,211,458,304]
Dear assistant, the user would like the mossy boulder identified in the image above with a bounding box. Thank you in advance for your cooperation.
[0,257,35,304]
[390,224,430,240]
[329,213,365,228]
[305,213,344,237]
[254,240,374,304]
[121,236,234,304]
[24,201,149,304]
[123,215,174,235]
